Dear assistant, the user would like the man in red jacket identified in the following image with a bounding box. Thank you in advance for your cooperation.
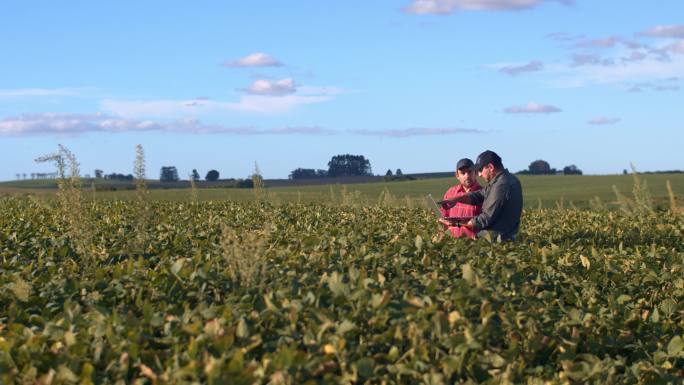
[438,158,483,238]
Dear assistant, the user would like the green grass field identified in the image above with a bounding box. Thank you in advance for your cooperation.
[2,173,683,209]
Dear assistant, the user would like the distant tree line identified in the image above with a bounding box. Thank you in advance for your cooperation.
[289,154,374,180]
[384,168,415,181]
[516,160,583,175]
[105,173,134,180]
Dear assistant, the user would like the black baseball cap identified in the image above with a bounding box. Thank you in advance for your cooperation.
[456,158,474,170]
[474,150,502,171]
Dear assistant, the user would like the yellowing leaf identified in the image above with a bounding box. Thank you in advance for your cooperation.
[138,364,157,380]
[236,318,249,339]
[448,311,461,325]
[323,344,336,354]
[579,255,590,269]
[8,278,31,302]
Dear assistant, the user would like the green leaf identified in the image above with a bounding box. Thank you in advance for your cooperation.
[461,263,476,285]
[236,318,249,339]
[336,320,355,335]
[616,294,632,304]
[356,358,374,378]
[414,235,423,252]
[667,336,684,357]
[171,258,185,275]
[660,299,677,317]
[327,271,348,298]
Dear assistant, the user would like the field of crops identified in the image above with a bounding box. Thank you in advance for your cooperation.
[3,173,684,209]
[1,190,683,384]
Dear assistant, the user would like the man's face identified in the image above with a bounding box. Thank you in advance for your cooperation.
[456,167,476,188]
[478,163,495,182]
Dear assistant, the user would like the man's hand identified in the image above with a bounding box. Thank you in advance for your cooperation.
[439,217,469,227]
[438,199,456,210]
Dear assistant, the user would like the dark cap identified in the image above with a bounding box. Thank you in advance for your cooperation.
[474,150,502,171]
[456,158,474,170]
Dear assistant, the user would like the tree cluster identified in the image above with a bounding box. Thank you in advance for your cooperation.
[563,165,583,175]
[289,155,374,179]
[328,154,372,177]
[289,168,328,179]
[104,173,134,180]
[517,160,582,175]
[205,170,219,181]
[383,168,414,181]
[160,166,179,182]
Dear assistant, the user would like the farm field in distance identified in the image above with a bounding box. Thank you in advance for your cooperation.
[2,173,683,209]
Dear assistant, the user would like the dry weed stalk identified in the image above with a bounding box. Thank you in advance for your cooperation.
[133,144,150,253]
[35,145,97,259]
[189,174,199,203]
[630,164,653,214]
[220,224,270,287]
[252,161,265,201]
[666,180,678,213]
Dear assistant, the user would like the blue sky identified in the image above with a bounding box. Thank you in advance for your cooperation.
[2,0,683,181]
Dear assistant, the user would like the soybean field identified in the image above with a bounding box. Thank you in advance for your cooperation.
[1,178,684,384]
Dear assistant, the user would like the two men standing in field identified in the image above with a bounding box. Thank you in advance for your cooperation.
[440,150,523,241]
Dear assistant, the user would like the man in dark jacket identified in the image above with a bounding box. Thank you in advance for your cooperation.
[440,150,523,241]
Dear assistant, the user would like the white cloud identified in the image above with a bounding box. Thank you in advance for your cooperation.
[573,36,621,49]
[350,127,486,137]
[101,84,337,118]
[499,60,544,76]
[504,102,561,114]
[244,78,296,96]
[665,40,684,55]
[564,55,684,84]
[403,0,571,14]
[588,116,621,125]
[545,32,585,42]
[626,78,680,93]
[0,113,333,136]
[0,113,159,135]
[223,52,283,68]
[506,27,684,87]
[0,88,84,98]
[639,25,684,38]
[570,53,614,67]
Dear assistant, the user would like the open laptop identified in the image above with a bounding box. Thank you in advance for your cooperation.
[426,194,474,222]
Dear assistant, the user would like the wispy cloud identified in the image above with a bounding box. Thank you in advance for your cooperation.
[545,32,585,42]
[573,36,621,49]
[402,0,571,14]
[638,25,684,38]
[562,55,684,85]
[1,113,494,138]
[665,40,684,55]
[627,78,680,93]
[499,60,544,76]
[0,113,334,136]
[101,83,338,118]
[350,127,486,137]
[223,52,283,68]
[570,53,615,67]
[243,78,297,96]
[504,102,561,114]
[0,87,85,98]
[588,116,621,125]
